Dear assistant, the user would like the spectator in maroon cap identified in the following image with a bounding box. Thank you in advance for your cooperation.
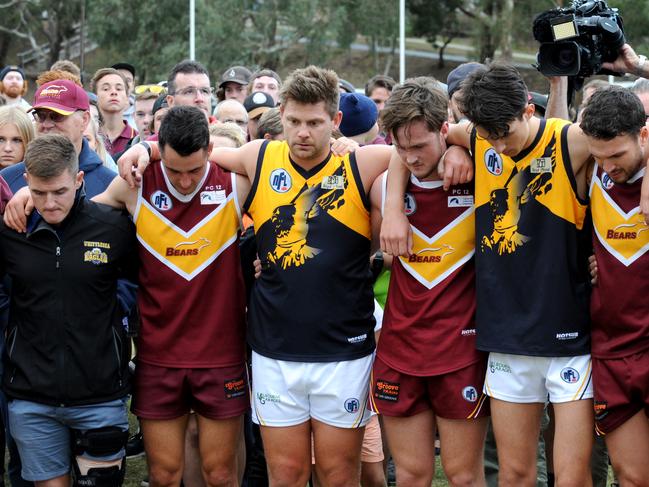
[1,79,117,197]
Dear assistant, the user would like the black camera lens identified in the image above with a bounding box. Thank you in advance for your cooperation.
[555,45,578,67]
[538,42,581,76]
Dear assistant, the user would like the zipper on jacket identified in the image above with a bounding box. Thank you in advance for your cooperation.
[55,246,60,268]
[112,328,123,388]
[6,328,17,384]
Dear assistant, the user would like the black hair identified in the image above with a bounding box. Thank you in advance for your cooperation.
[167,60,210,95]
[581,86,646,140]
[457,63,528,139]
[158,106,210,156]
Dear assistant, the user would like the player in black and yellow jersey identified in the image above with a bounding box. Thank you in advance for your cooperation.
[382,63,601,487]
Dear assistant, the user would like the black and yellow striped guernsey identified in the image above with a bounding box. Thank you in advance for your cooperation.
[471,118,591,356]
[244,140,375,362]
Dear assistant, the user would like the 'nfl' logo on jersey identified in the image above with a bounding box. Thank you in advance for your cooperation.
[269,168,292,193]
[484,148,503,176]
[151,190,173,211]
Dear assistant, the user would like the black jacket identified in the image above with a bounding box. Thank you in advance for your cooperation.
[0,192,138,406]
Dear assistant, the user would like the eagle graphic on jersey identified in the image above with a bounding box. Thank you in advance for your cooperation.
[481,135,557,255]
[266,162,348,269]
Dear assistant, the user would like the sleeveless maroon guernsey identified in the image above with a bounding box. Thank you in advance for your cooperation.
[377,174,483,376]
[134,161,246,367]
[589,166,649,359]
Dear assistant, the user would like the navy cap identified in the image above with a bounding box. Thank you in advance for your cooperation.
[446,62,485,98]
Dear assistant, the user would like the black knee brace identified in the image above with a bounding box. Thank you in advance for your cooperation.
[71,427,129,487]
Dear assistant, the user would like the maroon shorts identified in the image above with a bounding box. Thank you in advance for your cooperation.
[369,355,489,419]
[132,361,249,420]
[593,349,649,435]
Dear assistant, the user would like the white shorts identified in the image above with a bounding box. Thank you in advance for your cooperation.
[483,352,593,403]
[251,352,373,428]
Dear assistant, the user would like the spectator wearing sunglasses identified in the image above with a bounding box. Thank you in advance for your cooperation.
[1,79,117,196]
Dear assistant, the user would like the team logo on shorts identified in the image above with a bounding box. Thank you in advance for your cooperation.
[256,392,280,404]
[151,190,173,211]
[374,380,400,402]
[404,193,416,215]
[594,400,609,421]
[344,398,360,413]
[462,386,478,403]
[224,377,246,400]
[484,148,503,176]
[269,168,292,193]
[560,367,580,383]
[601,172,615,190]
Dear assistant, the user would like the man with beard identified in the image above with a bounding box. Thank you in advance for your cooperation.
[0,66,30,110]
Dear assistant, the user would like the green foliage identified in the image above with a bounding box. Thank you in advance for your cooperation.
[409,0,463,45]
[86,0,401,82]
[612,0,649,55]
[87,0,189,82]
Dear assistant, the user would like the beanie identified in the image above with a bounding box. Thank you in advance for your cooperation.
[339,93,378,137]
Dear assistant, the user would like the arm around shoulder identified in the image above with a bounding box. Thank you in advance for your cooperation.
[210,139,264,182]
[92,175,138,215]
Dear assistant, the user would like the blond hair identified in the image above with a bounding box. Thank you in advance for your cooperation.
[209,122,246,147]
[0,105,35,151]
[36,69,82,87]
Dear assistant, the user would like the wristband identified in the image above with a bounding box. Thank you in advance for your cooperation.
[139,141,152,158]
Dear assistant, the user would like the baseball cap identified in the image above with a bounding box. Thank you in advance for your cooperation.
[31,79,89,115]
[338,79,356,94]
[446,62,485,99]
[152,93,169,115]
[219,66,252,88]
[244,91,276,119]
[112,62,136,78]
[339,93,378,137]
[0,65,25,81]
